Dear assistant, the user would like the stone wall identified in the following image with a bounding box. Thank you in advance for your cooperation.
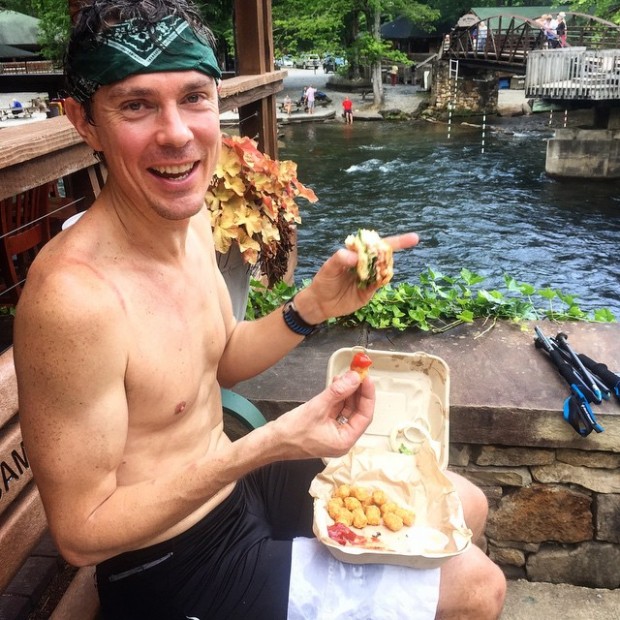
[450,444,620,589]
[430,59,498,117]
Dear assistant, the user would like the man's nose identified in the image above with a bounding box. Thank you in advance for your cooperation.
[156,106,193,146]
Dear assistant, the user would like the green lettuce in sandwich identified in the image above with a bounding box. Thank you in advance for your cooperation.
[344,229,394,288]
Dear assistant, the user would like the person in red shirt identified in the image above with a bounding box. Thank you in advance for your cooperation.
[342,95,353,124]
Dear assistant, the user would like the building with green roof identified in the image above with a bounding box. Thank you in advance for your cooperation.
[0,10,41,52]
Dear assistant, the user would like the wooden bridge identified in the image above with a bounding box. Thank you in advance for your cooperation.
[444,12,620,71]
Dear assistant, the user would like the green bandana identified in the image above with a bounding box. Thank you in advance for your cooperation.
[68,15,221,102]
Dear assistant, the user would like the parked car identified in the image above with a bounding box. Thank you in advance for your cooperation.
[302,53,321,69]
[277,55,294,68]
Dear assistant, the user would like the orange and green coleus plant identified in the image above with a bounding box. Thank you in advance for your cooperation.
[207,134,318,287]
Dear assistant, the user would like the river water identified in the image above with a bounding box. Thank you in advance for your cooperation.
[279,119,620,318]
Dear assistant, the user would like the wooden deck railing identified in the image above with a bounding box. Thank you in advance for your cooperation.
[0,60,60,75]
[525,48,620,100]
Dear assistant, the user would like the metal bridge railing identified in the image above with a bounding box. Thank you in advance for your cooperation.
[526,48,620,100]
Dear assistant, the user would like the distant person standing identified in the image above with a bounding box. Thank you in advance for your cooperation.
[305,85,317,114]
[476,21,487,51]
[389,65,398,86]
[556,12,567,47]
[10,99,23,116]
[283,94,292,115]
[342,96,353,124]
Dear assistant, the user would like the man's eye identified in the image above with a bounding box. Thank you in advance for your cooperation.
[186,93,213,105]
[123,101,145,112]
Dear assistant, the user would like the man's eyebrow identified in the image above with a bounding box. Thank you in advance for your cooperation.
[108,77,216,99]
[108,85,155,99]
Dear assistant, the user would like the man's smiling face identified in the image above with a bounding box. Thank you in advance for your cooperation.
[85,70,220,221]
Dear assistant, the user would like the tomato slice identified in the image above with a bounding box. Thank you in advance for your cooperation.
[350,352,373,370]
[327,523,366,546]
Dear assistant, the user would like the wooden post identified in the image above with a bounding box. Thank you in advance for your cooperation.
[233,0,278,159]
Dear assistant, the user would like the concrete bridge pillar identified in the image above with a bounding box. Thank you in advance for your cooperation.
[546,128,620,179]
[430,60,498,118]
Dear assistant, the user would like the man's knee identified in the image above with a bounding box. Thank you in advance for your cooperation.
[437,547,506,620]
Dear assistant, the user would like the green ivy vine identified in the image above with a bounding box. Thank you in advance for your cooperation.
[246,267,616,331]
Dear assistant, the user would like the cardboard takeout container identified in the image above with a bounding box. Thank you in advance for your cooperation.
[310,347,472,568]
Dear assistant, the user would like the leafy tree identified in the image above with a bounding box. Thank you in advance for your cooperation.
[352,1,437,104]
[199,0,235,69]
[272,0,437,105]
[271,0,347,55]
[568,0,620,23]
[30,0,71,63]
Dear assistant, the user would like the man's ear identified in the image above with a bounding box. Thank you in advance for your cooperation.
[64,98,104,153]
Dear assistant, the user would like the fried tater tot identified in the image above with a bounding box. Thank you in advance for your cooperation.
[396,507,415,527]
[365,505,381,526]
[372,490,387,506]
[350,486,371,503]
[380,501,398,515]
[334,484,351,499]
[344,496,362,512]
[334,508,353,526]
[383,511,404,532]
[327,498,344,520]
[352,508,368,529]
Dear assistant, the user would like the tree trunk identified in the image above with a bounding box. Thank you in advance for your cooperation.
[371,8,383,106]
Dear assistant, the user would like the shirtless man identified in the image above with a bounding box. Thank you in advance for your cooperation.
[14,1,505,618]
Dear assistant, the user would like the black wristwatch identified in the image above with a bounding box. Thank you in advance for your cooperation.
[282,296,321,337]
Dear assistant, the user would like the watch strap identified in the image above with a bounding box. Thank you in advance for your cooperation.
[282,296,320,336]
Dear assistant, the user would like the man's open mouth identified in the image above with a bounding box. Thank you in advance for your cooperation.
[150,162,197,180]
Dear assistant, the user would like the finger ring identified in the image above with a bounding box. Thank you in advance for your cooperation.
[336,415,348,425]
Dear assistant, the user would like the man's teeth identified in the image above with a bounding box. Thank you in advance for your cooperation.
[152,163,195,179]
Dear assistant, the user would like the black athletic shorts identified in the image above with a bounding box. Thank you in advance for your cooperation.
[96,459,324,620]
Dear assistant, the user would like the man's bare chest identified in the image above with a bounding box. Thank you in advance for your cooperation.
[117,269,227,426]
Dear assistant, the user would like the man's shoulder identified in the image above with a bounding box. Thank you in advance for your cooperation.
[18,233,125,328]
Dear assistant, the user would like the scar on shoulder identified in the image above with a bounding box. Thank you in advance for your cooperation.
[174,401,187,415]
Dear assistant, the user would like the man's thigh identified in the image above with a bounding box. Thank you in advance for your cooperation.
[247,459,324,539]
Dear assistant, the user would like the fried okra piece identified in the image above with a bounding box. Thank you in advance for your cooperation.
[383,511,404,532]
[327,498,345,520]
[395,507,415,527]
[350,486,371,503]
[380,501,398,515]
[334,484,351,499]
[365,505,381,526]
[352,508,368,529]
[334,508,354,527]
[344,496,362,512]
[372,489,388,506]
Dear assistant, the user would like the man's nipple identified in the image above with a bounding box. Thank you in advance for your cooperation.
[174,401,187,415]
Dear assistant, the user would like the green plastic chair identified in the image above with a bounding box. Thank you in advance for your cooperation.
[221,388,267,431]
